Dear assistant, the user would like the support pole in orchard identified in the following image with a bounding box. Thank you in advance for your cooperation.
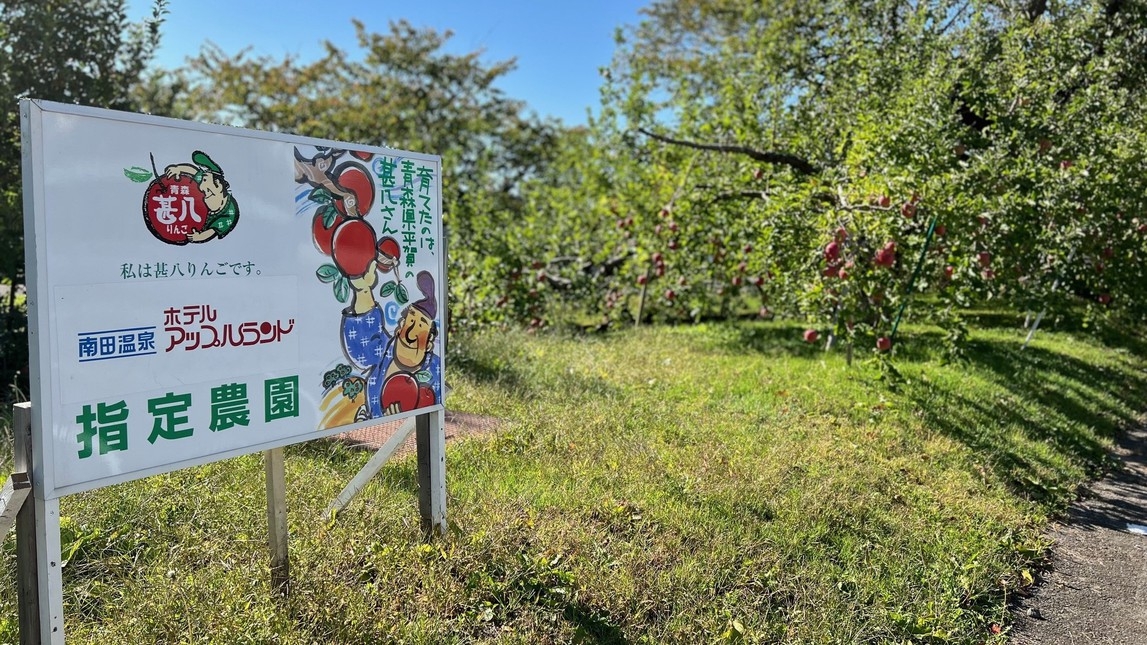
[890,213,939,343]
[1022,247,1076,350]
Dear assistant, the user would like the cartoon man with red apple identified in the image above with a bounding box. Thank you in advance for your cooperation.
[162,151,240,243]
[341,260,441,421]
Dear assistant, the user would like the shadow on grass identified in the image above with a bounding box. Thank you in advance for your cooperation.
[904,337,1147,505]
[701,316,1147,507]
[565,602,629,644]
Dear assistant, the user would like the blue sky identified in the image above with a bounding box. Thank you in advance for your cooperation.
[128,0,649,125]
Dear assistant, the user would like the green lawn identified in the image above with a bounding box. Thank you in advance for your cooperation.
[1,315,1143,643]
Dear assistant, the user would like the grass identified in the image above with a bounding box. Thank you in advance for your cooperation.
[0,313,1144,643]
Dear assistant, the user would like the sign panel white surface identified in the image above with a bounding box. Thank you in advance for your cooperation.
[22,100,445,497]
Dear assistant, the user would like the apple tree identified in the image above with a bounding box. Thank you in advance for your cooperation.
[507,0,1147,352]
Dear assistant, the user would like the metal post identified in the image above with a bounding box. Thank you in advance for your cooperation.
[416,410,446,537]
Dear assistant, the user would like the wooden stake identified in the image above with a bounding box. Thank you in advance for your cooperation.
[264,448,289,597]
[13,403,40,645]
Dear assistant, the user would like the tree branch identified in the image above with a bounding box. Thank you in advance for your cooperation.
[637,128,820,176]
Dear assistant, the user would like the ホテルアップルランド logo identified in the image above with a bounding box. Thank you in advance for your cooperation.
[126,151,241,245]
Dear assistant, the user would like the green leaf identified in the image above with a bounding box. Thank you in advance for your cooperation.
[310,187,335,204]
[316,264,340,283]
[415,370,432,383]
[334,276,350,303]
[123,166,153,182]
[396,283,409,304]
[378,281,397,297]
[320,204,338,228]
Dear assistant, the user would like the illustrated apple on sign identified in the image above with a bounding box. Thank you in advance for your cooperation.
[381,373,435,413]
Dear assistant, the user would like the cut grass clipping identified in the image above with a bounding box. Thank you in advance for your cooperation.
[0,314,1143,643]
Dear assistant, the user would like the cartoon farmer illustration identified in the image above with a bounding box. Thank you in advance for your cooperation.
[163,150,240,243]
[341,263,442,421]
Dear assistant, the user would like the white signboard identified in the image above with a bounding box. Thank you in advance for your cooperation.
[22,100,445,498]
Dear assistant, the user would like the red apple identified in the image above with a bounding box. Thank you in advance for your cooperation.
[381,373,420,413]
[417,384,436,408]
[331,218,378,278]
[978,251,992,267]
[901,202,916,218]
[803,329,819,343]
[732,276,743,286]
[934,225,947,237]
[668,239,679,250]
[664,289,676,301]
[877,195,891,208]
[312,211,346,256]
[659,207,671,218]
[835,226,848,242]
[758,306,772,319]
[652,252,663,263]
[743,244,753,254]
[143,175,208,244]
[636,275,648,286]
[376,236,401,272]
[824,242,841,261]
[876,336,892,352]
[944,265,954,278]
[1098,293,1112,305]
[332,162,375,217]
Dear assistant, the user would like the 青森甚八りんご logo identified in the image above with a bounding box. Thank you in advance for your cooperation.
[129,151,240,245]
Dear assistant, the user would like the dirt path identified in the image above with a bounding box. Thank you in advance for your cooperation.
[1010,425,1147,643]
[333,410,501,456]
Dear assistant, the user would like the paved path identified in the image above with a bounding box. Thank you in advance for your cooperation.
[1011,425,1147,643]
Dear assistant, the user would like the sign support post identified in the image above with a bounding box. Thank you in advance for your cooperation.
[416,409,446,536]
[33,496,63,644]
[264,448,289,597]
[14,403,64,645]
[13,402,40,645]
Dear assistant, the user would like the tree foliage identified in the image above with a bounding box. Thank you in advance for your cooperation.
[0,0,166,395]
[157,20,561,233]
[496,0,1147,356]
